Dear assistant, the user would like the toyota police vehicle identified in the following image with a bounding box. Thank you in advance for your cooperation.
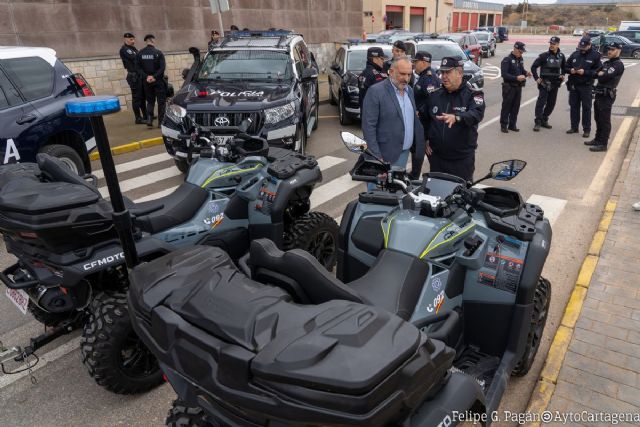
[0,47,95,174]
[161,31,319,172]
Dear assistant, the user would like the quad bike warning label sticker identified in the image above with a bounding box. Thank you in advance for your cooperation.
[479,252,523,293]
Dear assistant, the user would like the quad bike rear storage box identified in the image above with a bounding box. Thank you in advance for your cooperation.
[128,245,455,426]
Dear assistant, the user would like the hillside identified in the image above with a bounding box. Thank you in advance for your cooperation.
[502,3,637,29]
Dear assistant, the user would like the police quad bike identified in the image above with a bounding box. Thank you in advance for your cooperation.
[0,96,338,395]
[125,131,552,426]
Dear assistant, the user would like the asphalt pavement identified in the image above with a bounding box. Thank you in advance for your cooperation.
[1,36,639,426]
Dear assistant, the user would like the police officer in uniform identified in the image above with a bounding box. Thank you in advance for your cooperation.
[119,33,146,124]
[422,56,485,182]
[500,42,531,133]
[358,47,388,112]
[137,34,167,128]
[565,37,601,138]
[584,41,625,152]
[531,36,566,131]
[411,51,441,179]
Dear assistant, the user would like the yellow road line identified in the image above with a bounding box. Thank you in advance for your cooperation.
[89,137,163,161]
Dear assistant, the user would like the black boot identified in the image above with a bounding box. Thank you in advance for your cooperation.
[566,128,579,134]
[501,126,508,133]
[135,116,145,125]
[584,139,598,146]
[533,120,541,132]
[508,126,520,132]
[541,120,552,129]
[589,144,607,152]
[147,116,153,128]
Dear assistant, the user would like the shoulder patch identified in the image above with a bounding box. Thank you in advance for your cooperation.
[127,49,133,54]
[473,95,484,105]
[432,106,439,114]
[608,67,614,74]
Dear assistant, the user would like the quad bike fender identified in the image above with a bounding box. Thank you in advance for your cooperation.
[269,167,322,223]
[409,371,486,427]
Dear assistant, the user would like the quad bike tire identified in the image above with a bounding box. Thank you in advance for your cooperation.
[512,277,551,376]
[81,291,163,394]
[174,158,189,174]
[283,212,339,272]
[28,302,73,327]
[166,399,209,427]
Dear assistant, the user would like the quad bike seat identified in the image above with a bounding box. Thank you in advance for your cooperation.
[132,182,209,234]
[249,239,428,320]
[128,244,455,426]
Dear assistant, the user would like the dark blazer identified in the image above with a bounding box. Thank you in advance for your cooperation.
[361,79,425,165]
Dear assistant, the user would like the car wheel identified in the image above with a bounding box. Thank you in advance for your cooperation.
[39,144,85,175]
[294,123,306,155]
[338,94,353,126]
[633,50,640,59]
[312,88,319,131]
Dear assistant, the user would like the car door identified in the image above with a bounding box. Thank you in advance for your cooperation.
[0,63,44,165]
[329,48,344,101]
[294,42,316,131]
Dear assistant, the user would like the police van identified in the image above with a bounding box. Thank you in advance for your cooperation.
[162,30,319,172]
[0,47,95,174]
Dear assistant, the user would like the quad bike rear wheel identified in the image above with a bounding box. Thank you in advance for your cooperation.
[81,291,163,394]
[283,212,339,272]
[28,302,74,327]
[166,399,209,427]
[512,277,551,376]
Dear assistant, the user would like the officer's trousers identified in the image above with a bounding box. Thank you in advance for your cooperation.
[144,79,167,123]
[534,83,559,121]
[126,72,146,120]
[594,94,614,147]
[568,84,593,132]
[427,154,475,182]
[500,84,522,128]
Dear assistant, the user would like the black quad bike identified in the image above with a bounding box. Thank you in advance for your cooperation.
[0,97,337,395]
[126,132,552,426]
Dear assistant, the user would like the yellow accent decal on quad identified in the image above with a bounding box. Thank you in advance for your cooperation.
[201,164,263,188]
[419,223,476,259]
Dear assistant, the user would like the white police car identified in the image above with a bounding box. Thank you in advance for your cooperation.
[0,47,95,174]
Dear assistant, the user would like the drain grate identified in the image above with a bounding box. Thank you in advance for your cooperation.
[612,106,640,116]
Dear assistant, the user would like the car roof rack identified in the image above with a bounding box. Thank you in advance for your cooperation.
[414,33,440,41]
[219,30,301,48]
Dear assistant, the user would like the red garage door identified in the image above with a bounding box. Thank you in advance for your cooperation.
[452,12,459,32]
[470,13,479,29]
[460,13,469,31]
[495,14,502,26]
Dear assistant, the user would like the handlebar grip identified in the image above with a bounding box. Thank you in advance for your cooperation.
[476,200,505,217]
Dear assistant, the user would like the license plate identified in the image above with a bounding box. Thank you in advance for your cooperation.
[213,135,233,145]
[5,288,29,315]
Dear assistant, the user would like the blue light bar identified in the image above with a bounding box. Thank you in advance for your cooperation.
[66,96,121,117]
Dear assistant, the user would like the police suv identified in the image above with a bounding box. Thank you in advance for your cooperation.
[0,47,95,174]
[162,31,319,172]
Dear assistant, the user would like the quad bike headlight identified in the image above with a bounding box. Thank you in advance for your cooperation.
[264,102,295,125]
[166,104,187,124]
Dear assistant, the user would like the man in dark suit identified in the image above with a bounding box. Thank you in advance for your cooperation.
[361,56,425,189]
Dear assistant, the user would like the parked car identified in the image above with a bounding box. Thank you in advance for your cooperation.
[437,33,482,65]
[162,30,320,171]
[573,28,584,36]
[609,30,640,43]
[366,29,409,43]
[327,42,392,125]
[591,35,640,59]
[0,47,95,174]
[405,38,484,89]
[586,29,605,38]
[472,31,497,57]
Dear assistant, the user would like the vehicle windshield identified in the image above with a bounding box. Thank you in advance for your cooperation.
[618,35,632,44]
[198,50,293,81]
[475,33,490,41]
[346,48,392,72]
[417,44,465,61]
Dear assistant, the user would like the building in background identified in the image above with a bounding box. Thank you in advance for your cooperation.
[451,0,504,32]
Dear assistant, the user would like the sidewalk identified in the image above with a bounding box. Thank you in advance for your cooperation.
[529,124,640,426]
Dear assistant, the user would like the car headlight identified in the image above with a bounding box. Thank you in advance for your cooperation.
[347,85,359,94]
[264,101,296,125]
[166,104,187,124]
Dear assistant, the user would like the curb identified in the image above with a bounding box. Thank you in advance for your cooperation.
[89,137,164,161]
[525,199,617,422]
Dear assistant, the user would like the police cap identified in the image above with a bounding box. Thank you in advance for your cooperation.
[123,32,135,38]
[606,41,623,50]
[578,37,591,48]
[514,41,527,52]
[367,47,388,59]
[392,40,407,52]
[144,34,155,42]
[413,51,432,62]
[549,36,560,44]
[439,56,464,71]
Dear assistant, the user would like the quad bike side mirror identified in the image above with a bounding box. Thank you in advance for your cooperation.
[341,131,367,153]
[491,159,527,181]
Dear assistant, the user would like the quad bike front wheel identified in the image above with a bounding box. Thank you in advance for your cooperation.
[283,212,339,272]
[81,291,163,394]
[512,277,551,376]
[166,399,209,427]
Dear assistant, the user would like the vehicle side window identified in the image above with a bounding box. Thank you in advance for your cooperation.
[0,69,24,110]
[292,44,304,76]
[333,49,342,67]
[297,43,311,68]
[336,48,345,70]
[470,35,477,45]
[2,57,54,102]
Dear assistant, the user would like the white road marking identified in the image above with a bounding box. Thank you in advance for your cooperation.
[93,153,172,180]
[98,168,182,198]
[0,337,81,389]
[479,94,541,130]
[311,173,361,209]
[526,194,567,226]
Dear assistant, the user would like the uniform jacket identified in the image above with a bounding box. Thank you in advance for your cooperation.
[361,79,425,165]
[531,49,566,86]
[413,67,441,112]
[564,49,602,86]
[595,56,624,89]
[358,61,388,107]
[137,45,166,80]
[119,44,139,74]
[501,53,528,87]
